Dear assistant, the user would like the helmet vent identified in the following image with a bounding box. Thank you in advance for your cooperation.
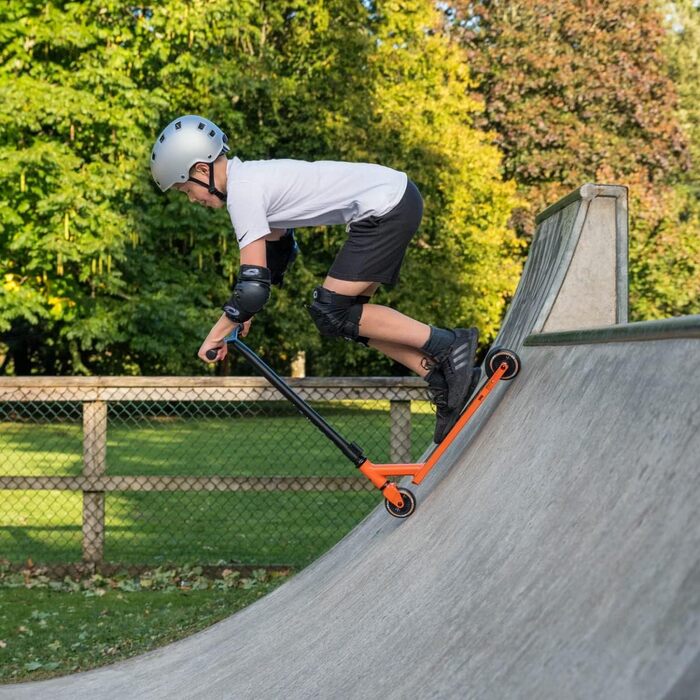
[151,152,156,160]
[197,122,205,130]
[175,121,182,130]
[209,129,216,137]
[159,134,165,143]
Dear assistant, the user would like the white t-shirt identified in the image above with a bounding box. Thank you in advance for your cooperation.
[226,157,408,248]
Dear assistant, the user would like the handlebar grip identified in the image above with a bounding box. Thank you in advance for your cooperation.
[205,349,218,361]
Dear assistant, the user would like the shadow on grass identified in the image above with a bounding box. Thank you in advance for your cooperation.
[1,490,379,569]
[103,490,379,568]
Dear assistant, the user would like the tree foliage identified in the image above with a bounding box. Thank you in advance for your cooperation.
[451,0,689,227]
[449,0,697,320]
[637,0,700,318]
[667,0,700,193]
[0,0,521,376]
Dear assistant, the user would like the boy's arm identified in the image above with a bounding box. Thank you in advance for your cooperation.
[232,237,269,337]
[238,237,268,266]
[198,237,269,362]
[198,313,239,363]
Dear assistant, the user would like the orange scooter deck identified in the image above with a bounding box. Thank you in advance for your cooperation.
[358,361,509,509]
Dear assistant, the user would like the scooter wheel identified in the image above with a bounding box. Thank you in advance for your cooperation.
[384,488,417,519]
[484,347,521,381]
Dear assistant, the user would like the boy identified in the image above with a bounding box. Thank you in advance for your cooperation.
[150,114,479,443]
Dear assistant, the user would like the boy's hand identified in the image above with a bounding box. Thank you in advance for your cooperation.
[198,318,253,362]
[239,318,253,337]
[199,339,227,363]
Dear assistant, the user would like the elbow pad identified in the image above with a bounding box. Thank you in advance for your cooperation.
[266,229,300,287]
[222,265,271,323]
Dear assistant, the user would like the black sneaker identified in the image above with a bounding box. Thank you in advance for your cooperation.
[435,327,479,410]
[432,366,482,443]
[425,367,451,444]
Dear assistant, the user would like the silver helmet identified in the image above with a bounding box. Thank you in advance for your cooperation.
[150,115,229,192]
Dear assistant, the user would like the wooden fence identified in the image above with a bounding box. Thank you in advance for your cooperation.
[0,376,427,563]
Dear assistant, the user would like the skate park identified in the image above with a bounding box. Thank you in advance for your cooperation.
[4,183,699,699]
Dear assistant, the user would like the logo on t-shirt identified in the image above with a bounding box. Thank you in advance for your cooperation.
[238,231,248,242]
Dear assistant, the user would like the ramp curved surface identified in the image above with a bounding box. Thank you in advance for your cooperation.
[5,185,699,699]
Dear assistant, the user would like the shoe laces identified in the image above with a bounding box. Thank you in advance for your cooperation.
[427,384,448,410]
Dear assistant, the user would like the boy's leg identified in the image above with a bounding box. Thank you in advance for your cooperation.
[321,276,480,442]
[368,339,431,377]
[323,277,431,352]
[322,276,477,383]
[322,278,436,376]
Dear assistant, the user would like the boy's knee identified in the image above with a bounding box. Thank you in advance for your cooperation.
[307,286,369,345]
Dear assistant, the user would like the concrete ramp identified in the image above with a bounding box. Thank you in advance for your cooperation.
[5,186,699,700]
[496,182,628,349]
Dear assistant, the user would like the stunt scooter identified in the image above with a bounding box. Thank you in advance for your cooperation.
[207,329,520,518]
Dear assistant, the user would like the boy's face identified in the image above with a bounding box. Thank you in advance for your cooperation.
[171,161,226,208]
[172,180,225,209]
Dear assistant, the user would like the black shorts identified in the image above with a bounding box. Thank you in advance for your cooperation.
[328,179,423,287]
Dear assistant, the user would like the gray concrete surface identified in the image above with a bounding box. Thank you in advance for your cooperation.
[496,183,627,351]
[5,185,698,699]
[541,184,627,331]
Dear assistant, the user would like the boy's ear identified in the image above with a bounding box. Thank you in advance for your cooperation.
[191,161,210,177]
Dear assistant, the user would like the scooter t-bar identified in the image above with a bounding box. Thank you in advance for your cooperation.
[206,327,521,518]
[206,328,366,466]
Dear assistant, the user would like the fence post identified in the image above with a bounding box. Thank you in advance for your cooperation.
[389,399,412,463]
[82,400,107,564]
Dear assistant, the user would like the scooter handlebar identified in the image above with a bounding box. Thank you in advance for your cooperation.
[205,349,218,361]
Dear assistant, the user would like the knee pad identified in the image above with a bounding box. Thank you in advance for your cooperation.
[307,286,370,345]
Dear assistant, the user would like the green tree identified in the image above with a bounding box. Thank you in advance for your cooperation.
[449,0,696,320]
[257,0,522,374]
[632,0,700,319]
[623,0,700,319]
[0,1,274,375]
[628,185,700,318]
[366,0,522,353]
[1,1,521,376]
[667,0,700,192]
[0,2,149,373]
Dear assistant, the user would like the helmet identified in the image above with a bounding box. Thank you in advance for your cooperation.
[150,115,229,192]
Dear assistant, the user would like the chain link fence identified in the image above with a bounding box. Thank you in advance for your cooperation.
[0,377,433,570]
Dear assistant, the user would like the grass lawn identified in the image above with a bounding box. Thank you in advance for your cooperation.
[0,402,432,686]
[1,401,434,477]
[0,569,290,684]
[0,490,379,567]
[1,401,434,568]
